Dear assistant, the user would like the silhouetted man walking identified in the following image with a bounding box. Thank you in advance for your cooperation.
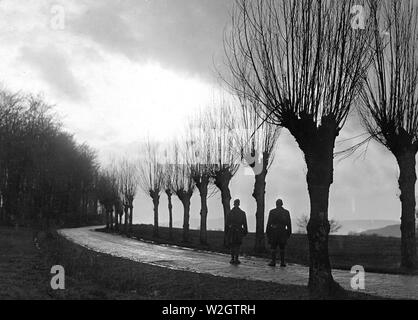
[266,199,292,267]
[226,199,248,265]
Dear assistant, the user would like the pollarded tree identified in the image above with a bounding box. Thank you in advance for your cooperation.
[96,173,111,229]
[138,141,165,238]
[205,103,240,246]
[359,0,418,269]
[172,144,196,243]
[161,144,176,239]
[163,163,175,239]
[186,116,217,245]
[225,0,373,295]
[118,158,139,235]
[234,96,281,253]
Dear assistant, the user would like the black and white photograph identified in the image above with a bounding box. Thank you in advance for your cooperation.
[0,0,417,308]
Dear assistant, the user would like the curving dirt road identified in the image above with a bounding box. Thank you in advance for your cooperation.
[59,226,418,300]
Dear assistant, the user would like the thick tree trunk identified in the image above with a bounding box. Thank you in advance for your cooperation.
[199,186,208,245]
[105,208,110,229]
[289,118,341,297]
[304,147,340,297]
[114,208,119,231]
[181,197,191,243]
[166,192,173,239]
[129,205,133,234]
[214,170,233,247]
[152,196,160,238]
[306,182,336,295]
[220,186,231,247]
[396,151,417,270]
[124,205,129,234]
[253,152,269,253]
[110,208,114,230]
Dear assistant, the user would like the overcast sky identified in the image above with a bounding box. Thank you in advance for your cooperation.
[0,0,408,229]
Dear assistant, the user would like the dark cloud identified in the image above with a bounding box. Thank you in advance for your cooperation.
[19,45,85,101]
[69,0,232,80]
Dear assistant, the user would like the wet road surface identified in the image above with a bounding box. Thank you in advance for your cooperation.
[59,226,418,300]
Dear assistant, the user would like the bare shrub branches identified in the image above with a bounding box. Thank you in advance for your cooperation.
[360,0,418,155]
[138,140,165,198]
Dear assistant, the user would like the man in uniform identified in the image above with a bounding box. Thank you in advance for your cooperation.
[226,199,248,265]
[266,199,292,267]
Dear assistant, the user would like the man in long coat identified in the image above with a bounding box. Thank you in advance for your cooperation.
[266,199,292,267]
[226,199,248,265]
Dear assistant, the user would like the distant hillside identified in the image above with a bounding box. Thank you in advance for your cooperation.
[361,224,401,238]
[337,220,399,235]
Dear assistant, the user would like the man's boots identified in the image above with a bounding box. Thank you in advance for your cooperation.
[280,249,286,267]
[268,250,276,267]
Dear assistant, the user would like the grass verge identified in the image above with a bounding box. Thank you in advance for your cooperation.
[0,226,383,300]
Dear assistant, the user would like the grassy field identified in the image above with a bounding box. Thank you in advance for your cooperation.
[0,226,383,300]
[126,224,418,275]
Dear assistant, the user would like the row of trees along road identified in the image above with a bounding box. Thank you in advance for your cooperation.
[96,159,140,235]
[0,87,142,235]
[224,0,417,296]
[136,103,241,246]
[135,97,281,249]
